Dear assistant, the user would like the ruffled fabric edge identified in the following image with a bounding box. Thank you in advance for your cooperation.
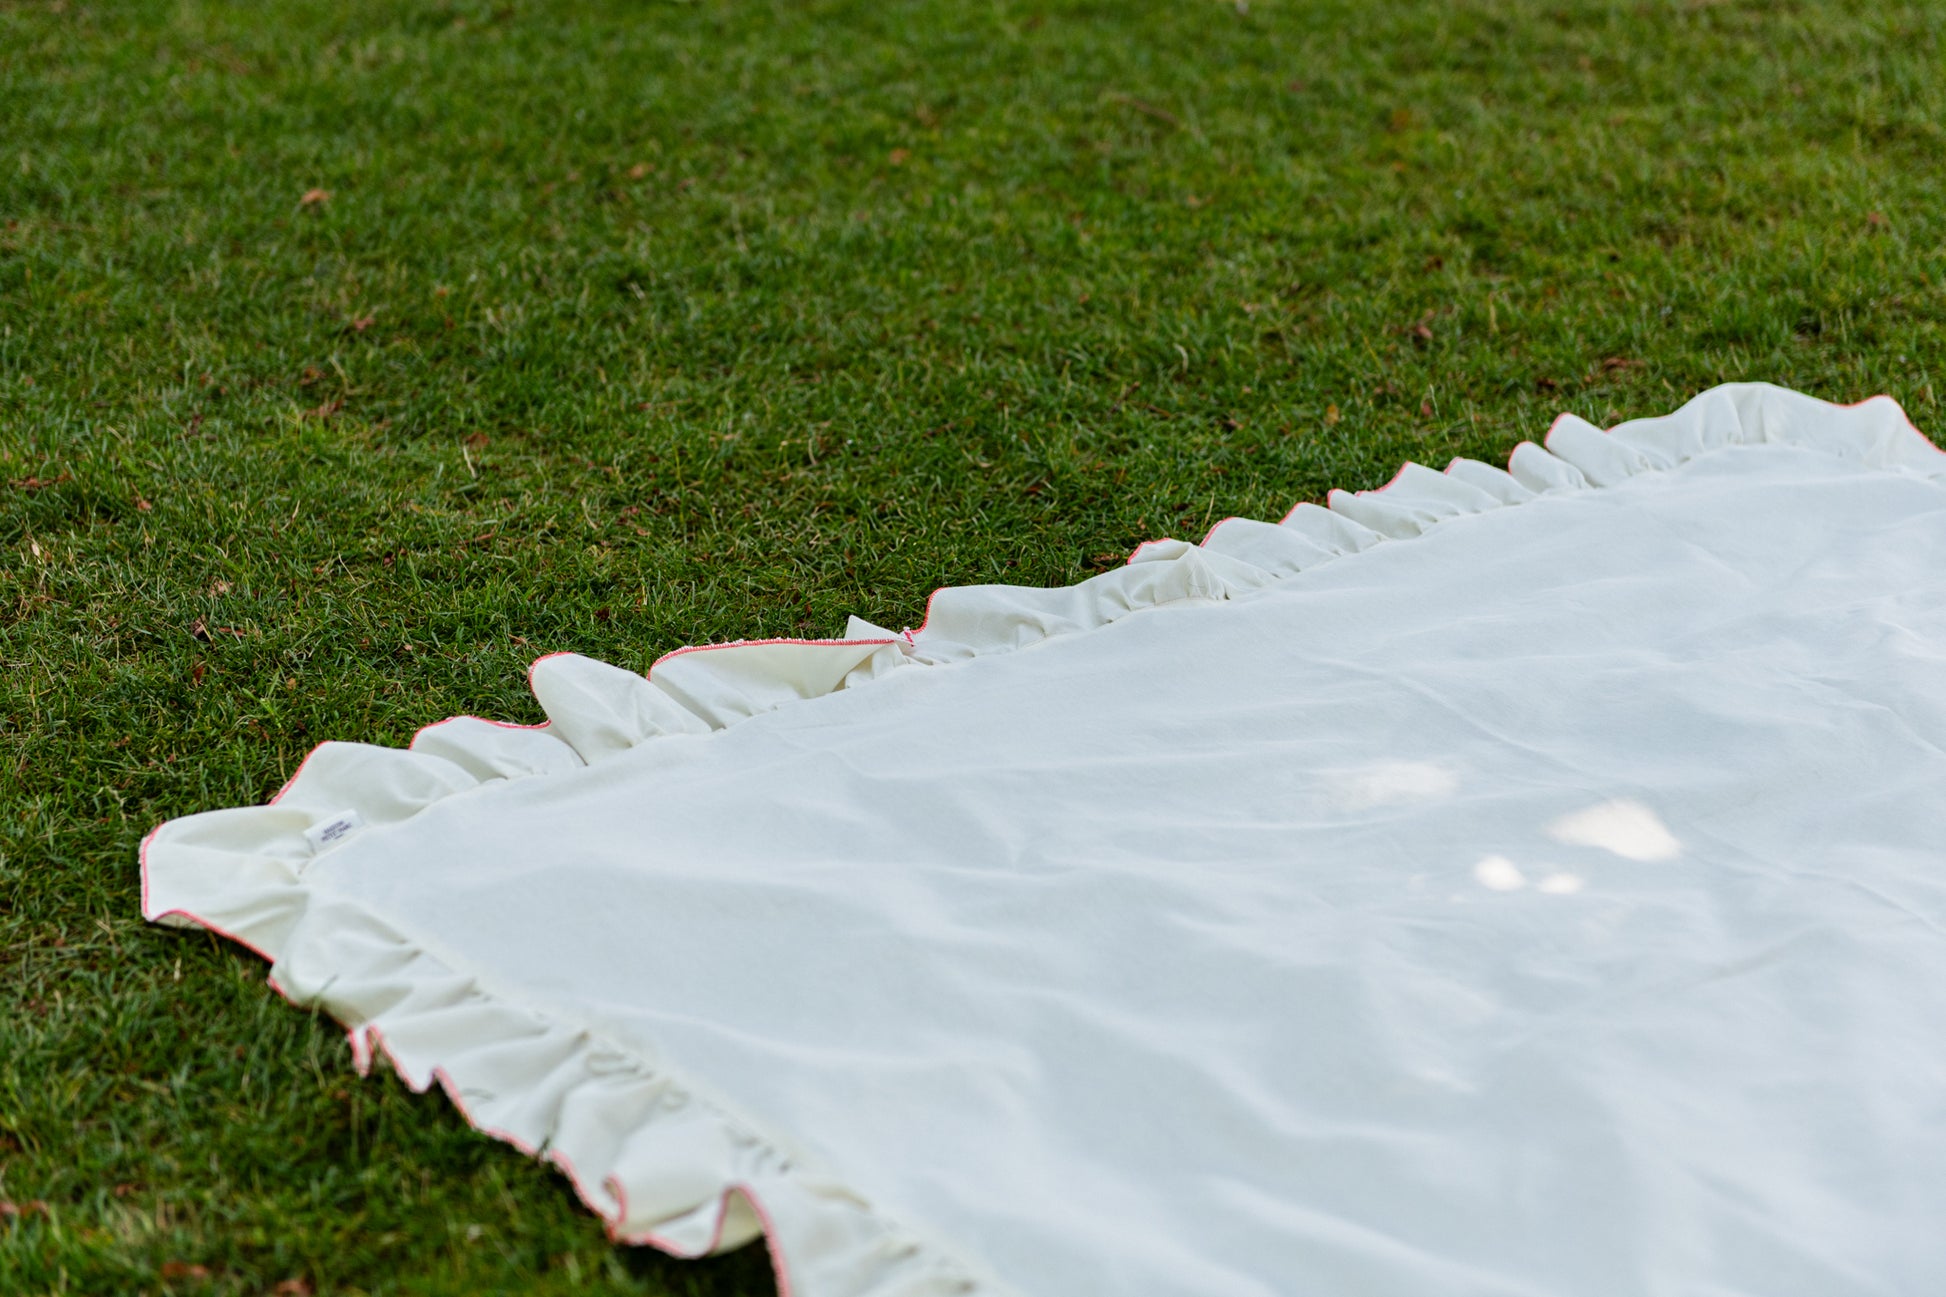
[140,381,1942,1297]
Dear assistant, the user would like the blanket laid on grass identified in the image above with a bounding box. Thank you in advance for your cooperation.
[143,384,1946,1297]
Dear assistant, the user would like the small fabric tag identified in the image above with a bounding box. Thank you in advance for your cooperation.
[304,809,367,853]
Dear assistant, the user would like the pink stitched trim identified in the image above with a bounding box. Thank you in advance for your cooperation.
[140,799,798,1286]
[349,1022,798,1290]
[265,710,557,807]
[1842,393,1944,453]
[266,745,323,806]
[609,1176,795,1297]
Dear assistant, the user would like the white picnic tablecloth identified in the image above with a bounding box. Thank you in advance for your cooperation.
[145,384,1946,1296]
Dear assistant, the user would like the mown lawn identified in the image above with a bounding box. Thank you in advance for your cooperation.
[2,0,1942,1292]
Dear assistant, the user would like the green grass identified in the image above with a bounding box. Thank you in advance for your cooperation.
[3,0,1943,1291]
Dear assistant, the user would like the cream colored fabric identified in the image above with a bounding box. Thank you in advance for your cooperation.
[145,385,1946,1296]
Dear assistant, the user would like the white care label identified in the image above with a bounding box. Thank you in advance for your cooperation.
[303,809,367,853]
